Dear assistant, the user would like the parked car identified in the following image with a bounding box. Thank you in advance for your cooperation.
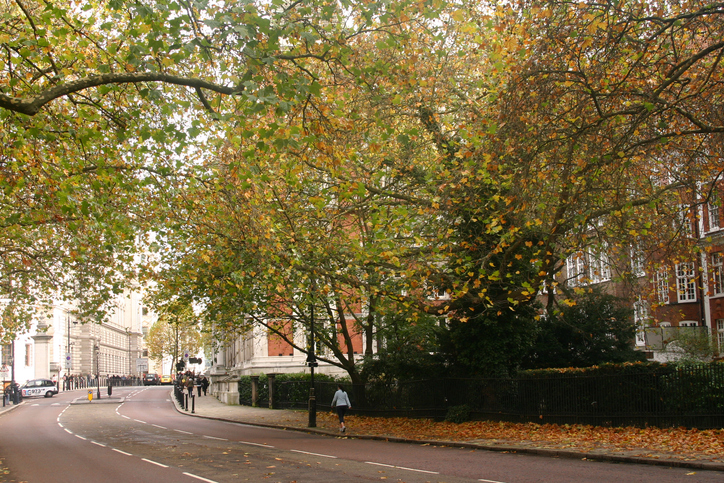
[20,379,58,398]
[159,374,173,385]
[143,373,159,386]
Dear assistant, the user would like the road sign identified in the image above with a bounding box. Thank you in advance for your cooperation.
[64,352,72,369]
[136,358,148,373]
[0,364,9,379]
[183,350,189,361]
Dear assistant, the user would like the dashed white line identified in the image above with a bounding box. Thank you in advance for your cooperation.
[142,458,168,468]
[174,429,193,434]
[134,419,147,424]
[121,415,130,419]
[91,441,106,447]
[479,479,507,483]
[290,450,337,458]
[64,428,72,434]
[365,461,439,475]
[203,435,227,441]
[152,424,167,429]
[237,441,274,448]
[112,448,132,456]
[75,435,87,441]
[182,472,218,483]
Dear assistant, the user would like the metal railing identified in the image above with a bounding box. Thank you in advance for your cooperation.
[248,364,724,429]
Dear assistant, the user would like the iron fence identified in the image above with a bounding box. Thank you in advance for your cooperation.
[256,364,724,429]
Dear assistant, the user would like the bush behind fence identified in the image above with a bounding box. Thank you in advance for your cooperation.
[236,362,724,429]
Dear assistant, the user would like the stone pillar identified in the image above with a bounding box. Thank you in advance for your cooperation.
[251,375,259,407]
[268,373,277,409]
[32,322,53,380]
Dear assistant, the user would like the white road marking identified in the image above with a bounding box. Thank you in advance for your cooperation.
[142,458,168,468]
[112,448,132,456]
[121,415,130,419]
[365,461,439,475]
[203,435,227,441]
[290,450,337,458]
[182,472,218,483]
[75,435,87,440]
[91,441,106,447]
[134,419,147,424]
[64,428,72,434]
[174,429,193,434]
[479,479,507,483]
[238,441,274,448]
[152,424,167,429]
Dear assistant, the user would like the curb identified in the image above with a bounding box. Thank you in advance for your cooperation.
[169,394,724,473]
[0,400,23,417]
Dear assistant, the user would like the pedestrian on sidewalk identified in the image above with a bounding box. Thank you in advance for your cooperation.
[331,384,351,433]
[201,376,209,396]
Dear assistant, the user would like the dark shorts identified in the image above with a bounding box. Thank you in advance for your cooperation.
[336,405,348,422]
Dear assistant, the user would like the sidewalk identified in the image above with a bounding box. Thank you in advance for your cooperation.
[173,391,724,473]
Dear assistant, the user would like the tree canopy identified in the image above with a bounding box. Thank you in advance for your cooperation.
[3,0,724,373]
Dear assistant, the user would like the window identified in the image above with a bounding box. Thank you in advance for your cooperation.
[676,262,697,302]
[588,245,612,283]
[708,190,720,231]
[1,344,11,365]
[717,319,724,351]
[679,321,698,327]
[655,269,670,304]
[633,298,649,346]
[566,252,586,286]
[677,205,694,237]
[630,245,646,277]
[712,252,724,296]
[25,344,33,366]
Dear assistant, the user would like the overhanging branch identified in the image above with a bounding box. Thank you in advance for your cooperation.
[0,72,244,116]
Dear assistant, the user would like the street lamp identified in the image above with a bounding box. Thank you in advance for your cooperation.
[125,328,132,377]
[65,316,77,390]
[307,282,318,428]
[94,344,101,400]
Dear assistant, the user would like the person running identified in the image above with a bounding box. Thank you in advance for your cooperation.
[331,384,351,432]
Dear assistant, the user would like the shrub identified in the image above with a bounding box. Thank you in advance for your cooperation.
[445,404,471,424]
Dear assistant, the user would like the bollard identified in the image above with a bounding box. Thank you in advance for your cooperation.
[191,394,195,414]
[184,393,188,411]
[108,384,112,396]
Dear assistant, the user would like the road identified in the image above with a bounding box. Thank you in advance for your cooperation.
[0,386,720,482]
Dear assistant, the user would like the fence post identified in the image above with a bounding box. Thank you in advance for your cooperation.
[268,373,277,409]
[251,375,259,407]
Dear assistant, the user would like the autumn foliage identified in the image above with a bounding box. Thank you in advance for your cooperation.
[315,412,724,463]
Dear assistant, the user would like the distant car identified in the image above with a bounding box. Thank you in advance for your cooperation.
[143,373,159,386]
[20,379,58,398]
[159,375,173,385]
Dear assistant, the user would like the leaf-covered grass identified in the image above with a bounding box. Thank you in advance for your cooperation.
[317,412,724,462]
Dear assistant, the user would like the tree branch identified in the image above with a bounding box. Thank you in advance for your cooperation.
[0,72,244,116]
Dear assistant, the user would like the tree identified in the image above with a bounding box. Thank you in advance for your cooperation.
[522,289,646,369]
[5,0,724,378]
[144,302,201,370]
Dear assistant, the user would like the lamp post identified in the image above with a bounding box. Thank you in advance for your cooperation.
[65,316,76,390]
[307,282,318,428]
[95,344,101,400]
[125,328,132,377]
[10,340,17,404]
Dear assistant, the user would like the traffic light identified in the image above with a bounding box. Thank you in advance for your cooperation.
[175,360,185,371]
[189,357,203,364]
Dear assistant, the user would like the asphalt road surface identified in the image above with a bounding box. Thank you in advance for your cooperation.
[0,386,720,482]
